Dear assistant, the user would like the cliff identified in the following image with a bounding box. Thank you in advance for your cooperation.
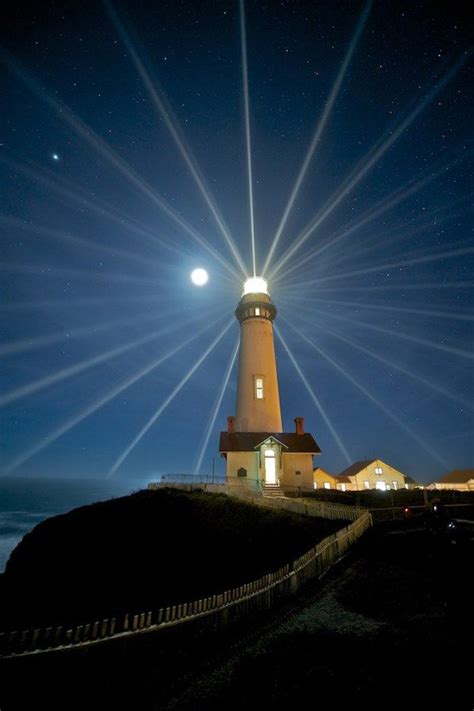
[0,488,344,630]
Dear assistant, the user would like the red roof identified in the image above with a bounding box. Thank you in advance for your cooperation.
[219,432,321,454]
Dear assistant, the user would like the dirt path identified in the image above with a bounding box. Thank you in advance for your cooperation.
[162,553,385,710]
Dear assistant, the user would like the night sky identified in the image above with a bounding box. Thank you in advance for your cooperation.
[1,1,472,484]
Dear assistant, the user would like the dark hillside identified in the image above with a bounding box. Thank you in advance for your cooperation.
[0,488,345,630]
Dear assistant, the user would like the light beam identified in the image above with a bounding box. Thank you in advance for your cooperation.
[105,0,247,277]
[280,244,474,290]
[274,325,352,464]
[0,155,184,258]
[269,49,472,279]
[262,0,372,275]
[0,48,242,281]
[281,298,474,361]
[281,317,449,468]
[0,309,181,358]
[299,314,474,412]
[193,337,239,476]
[0,310,219,408]
[239,0,257,276]
[107,319,234,477]
[4,315,225,474]
[272,159,471,284]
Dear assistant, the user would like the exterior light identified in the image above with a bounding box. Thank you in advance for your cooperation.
[243,277,268,296]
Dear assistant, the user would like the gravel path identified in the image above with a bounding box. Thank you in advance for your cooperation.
[162,555,385,710]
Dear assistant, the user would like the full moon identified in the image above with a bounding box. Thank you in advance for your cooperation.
[191,268,208,286]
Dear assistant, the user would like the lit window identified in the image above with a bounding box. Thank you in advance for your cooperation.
[364,480,370,489]
[255,307,260,316]
[324,482,331,490]
[313,482,318,490]
[255,377,264,399]
[375,481,386,491]
[392,481,398,490]
[375,467,383,475]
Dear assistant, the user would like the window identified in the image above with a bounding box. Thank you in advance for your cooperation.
[255,377,264,399]
[295,470,301,476]
[255,307,260,316]
[375,481,386,491]
[338,483,346,492]
[375,467,383,475]
[313,482,318,490]
[392,481,398,490]
[324,482,331,490]
[237,467,247,478]
[364,480,370,489]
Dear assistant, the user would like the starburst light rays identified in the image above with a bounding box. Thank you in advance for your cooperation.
[281,317,449,468]
[269,49,472,279]
[107,319,235,477]
[105,0,248,278]
[262,0,372,276]
[280,297,474,361]
[274,324,352,464]
[239,0,257,277]
[193,337,239,476]
[0,49,242,281]
[0,309,221,408]
[4,315,226,474]
[298,315,474,412]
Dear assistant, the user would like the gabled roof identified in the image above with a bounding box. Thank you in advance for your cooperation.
[335,475,352,483]
[219,431,321,454]
[435,469,474,484]
[313,467,334,477]
[337,460,376,478]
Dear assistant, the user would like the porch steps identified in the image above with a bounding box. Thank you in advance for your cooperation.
[263,484,285,498]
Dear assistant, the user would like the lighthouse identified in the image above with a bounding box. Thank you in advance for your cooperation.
[235,277,282,433]
[220,277,320,495]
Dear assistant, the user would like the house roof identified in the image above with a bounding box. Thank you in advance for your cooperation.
[435,469,474,484]
[313,467,334,477]
[219,431,321,454]
[337,459,411,480]
[335,475,352,483]
[337,460,376,478]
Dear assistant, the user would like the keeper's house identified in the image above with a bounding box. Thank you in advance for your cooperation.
[427,469,474,491]
[332,459,411,491]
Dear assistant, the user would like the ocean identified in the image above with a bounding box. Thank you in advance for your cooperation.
[0,477,144,572]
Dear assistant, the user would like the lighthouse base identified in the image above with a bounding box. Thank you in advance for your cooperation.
[219,430,321,496]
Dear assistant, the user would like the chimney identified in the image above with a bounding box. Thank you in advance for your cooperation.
[294,417,304,435]
[227,416,236,433]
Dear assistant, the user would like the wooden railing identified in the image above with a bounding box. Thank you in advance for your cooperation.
[0,509,372,659]
[148,481,364,522]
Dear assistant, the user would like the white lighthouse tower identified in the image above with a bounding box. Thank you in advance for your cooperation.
[220,277,320,495]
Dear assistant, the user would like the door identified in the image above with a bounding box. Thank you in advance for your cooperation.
[264,449,277,484]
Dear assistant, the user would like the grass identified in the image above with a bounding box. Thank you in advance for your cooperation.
[0,487,346,630]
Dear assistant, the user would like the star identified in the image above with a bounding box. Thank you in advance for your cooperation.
[52,153,59,161]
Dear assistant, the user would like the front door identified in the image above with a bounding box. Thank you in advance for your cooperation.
[264,449,277,484]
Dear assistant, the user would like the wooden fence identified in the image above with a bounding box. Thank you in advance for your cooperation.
[0,508,372,659]
[148,481,364,522]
